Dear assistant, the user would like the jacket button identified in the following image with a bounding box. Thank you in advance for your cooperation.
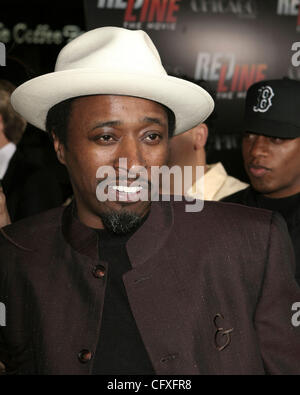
[92,265,106,279]
[78,349,93,364]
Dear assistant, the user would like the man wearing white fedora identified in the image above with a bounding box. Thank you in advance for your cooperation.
[0,27,299,375]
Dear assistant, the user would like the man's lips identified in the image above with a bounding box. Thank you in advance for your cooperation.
[248,164,271,178]
[97,179,151,203]
[110,185,144,203]
[112,185,144,193]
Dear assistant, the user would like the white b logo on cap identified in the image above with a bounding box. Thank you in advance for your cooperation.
[253,85,274,113]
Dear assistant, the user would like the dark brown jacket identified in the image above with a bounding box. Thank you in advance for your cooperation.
[0,200,300,375]
[222,186,300,285]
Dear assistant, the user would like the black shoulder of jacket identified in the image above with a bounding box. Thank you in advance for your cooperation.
[221,186,253,204]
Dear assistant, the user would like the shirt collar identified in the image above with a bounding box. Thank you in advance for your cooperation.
[0,143,16,179]
[187,162,227,201]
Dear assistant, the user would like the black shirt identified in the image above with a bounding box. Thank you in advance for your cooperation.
[92,228,155,375]
[254,192,300,228]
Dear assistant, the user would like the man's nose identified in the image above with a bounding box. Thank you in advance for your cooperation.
[114,137,146,175]
[249,135,269,157]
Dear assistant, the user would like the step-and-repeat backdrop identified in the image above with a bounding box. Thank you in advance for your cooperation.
[85,1,300,138]
[0,0,85,85]
[84,0,300,178]
[2,0,300,178]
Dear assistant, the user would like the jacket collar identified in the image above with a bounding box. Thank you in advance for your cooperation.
[127,200,173,267]
[62,200,174,267]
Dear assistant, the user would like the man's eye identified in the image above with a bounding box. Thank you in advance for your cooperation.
[145,133,161,142]
[101,135,113,141]
[243,132,254,139]
[94,134,114,142]
[270,137,283,144]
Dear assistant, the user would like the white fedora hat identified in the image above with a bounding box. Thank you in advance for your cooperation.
[11,26,214,135]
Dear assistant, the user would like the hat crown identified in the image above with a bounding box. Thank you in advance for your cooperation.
[11,26,214,135]
[244,78,300,138]
[55,26,166,76]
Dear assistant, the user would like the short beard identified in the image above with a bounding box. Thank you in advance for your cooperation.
[100,210,144,235]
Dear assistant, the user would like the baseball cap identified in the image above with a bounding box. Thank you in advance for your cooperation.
[244,78,300,138]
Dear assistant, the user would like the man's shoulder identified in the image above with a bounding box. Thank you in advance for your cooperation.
[221,186,253,204]
[0,206,64,251]
[172,197,271,216]
[171,198,274,231]
[169,199,286,258]
[224,174,249,192]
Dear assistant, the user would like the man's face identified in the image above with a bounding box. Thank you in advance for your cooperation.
[242,132,300,198]
[55,95,169,231]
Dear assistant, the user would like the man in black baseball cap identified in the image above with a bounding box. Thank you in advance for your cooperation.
[223,78,300,285]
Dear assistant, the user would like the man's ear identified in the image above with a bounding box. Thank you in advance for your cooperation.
[192,123,209,151]
[52,132,66,165]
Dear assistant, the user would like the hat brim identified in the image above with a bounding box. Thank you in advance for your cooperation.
[11,69,214,135]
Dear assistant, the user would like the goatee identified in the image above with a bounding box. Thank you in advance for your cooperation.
[100,210,145,234]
